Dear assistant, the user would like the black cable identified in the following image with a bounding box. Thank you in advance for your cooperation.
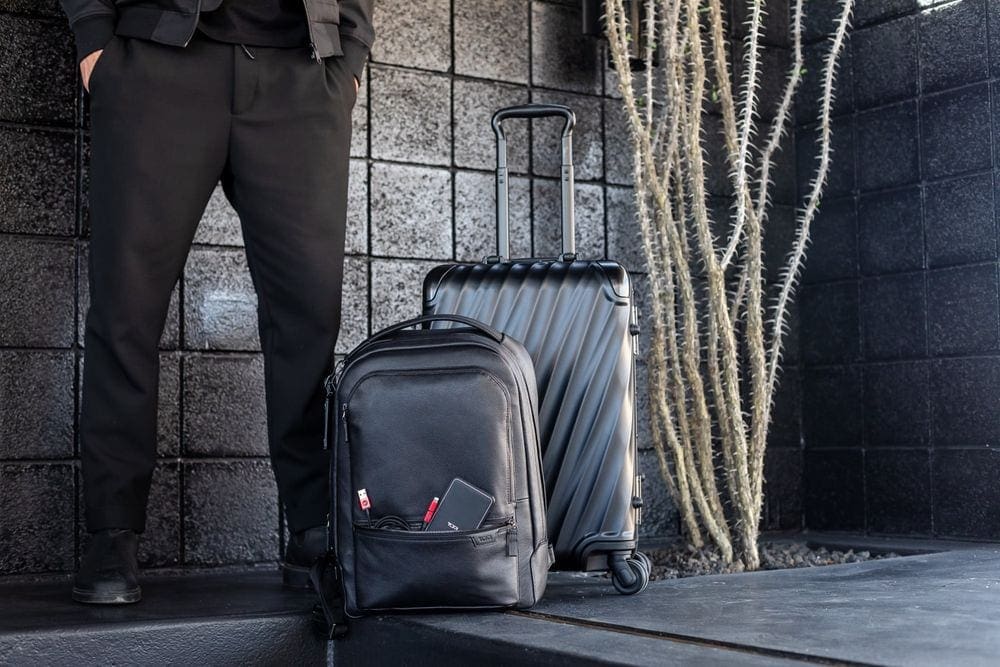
[370,514,412,531]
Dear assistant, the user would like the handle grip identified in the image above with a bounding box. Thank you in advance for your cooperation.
[491,103,577,262]
[491,103,577,128]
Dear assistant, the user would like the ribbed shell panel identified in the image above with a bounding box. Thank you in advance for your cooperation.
[424,260,638,565]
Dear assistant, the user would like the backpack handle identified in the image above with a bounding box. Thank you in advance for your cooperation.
[327,315,506,395]
[364,314,505,348]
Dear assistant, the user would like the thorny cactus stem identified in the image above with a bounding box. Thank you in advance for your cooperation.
[604,0,853,569]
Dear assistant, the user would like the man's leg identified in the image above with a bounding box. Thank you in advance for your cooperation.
[220,44,354,543]
[79,33,231,594]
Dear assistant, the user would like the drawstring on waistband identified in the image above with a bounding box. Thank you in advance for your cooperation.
[239,43,256,60]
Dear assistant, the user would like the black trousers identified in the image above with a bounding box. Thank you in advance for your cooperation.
[82,30,356,535]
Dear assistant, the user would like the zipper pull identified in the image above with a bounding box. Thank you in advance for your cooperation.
[322,395,332,450]
[310,42,322,62]
[240,43,256,60]
[322,374,338,451]
[506,526,518,557]
[341,404,349,447]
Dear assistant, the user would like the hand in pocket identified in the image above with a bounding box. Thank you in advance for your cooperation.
[80,49,105,94]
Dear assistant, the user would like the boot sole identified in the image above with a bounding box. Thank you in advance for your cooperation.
[72,587,142,605]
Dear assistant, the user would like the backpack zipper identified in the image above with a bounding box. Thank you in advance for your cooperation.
[355,515,516,537]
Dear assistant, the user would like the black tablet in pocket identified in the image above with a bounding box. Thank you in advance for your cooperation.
[424,478,495,532]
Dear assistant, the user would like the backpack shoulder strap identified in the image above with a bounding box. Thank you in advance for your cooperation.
[310,552,348,639]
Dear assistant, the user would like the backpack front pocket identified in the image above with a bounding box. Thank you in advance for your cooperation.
[351,521,519,611]
[342,367,515,523]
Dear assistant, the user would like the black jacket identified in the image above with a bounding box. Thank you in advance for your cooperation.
[59,0,375,84]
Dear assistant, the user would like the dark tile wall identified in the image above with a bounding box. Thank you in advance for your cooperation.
[798,0,1000,540]
[0,0,682,576]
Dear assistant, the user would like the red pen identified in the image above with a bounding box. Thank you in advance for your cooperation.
[422,497,440,528]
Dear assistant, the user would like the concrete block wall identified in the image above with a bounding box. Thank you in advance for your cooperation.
[0,0,687,577]
[797,0,1000,540]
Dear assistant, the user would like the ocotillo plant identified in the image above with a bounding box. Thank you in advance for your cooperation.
[604,0,853,569]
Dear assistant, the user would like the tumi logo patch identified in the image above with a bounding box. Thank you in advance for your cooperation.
[470,533,496,547]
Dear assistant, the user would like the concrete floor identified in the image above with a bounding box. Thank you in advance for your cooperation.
[2,546,999,665]
[521,548,1000,666]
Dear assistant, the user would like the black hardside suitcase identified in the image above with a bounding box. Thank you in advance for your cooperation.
[312,313,553,638]
[422,104,650,594]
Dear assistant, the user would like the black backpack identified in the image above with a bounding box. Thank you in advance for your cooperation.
[311,314,552,637]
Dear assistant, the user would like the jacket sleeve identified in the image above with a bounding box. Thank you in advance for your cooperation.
[59,0,118,64]
[337,0,375,85]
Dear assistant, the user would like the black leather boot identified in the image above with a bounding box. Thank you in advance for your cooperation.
[282,525,327,589]
[72,529,142,604]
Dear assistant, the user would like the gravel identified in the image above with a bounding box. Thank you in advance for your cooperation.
[644,541,900,581]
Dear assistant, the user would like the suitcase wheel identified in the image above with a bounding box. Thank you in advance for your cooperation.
[632,550,652,575]
[609,552,650,595]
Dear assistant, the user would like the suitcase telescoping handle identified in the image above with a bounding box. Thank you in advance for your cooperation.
[491,104,577,262]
